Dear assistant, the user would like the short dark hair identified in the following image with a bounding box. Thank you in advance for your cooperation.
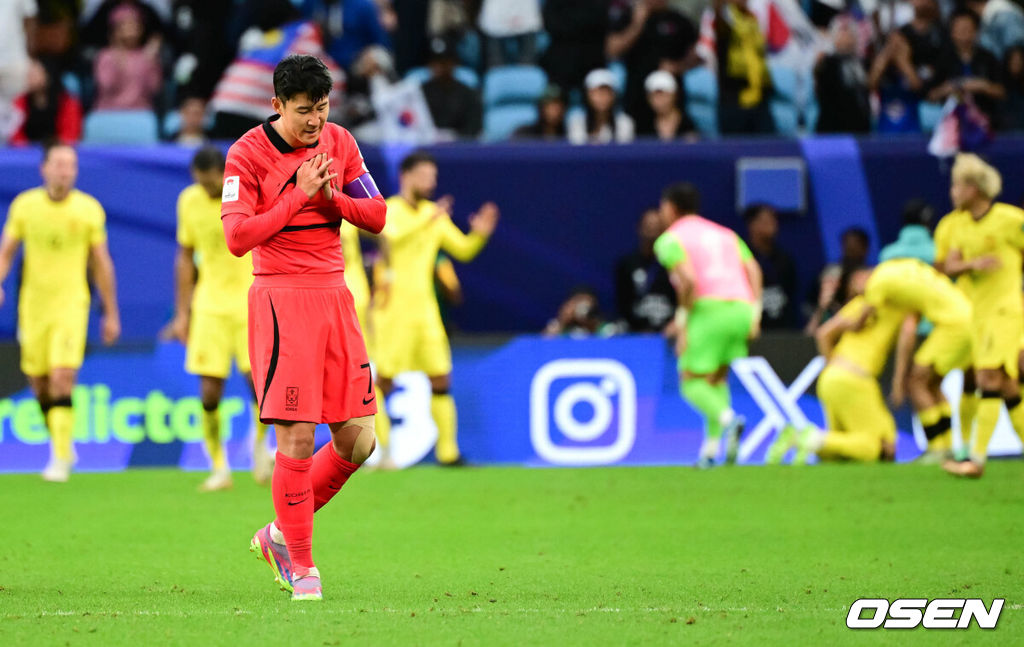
[901,198,935,227]
[400,150,437,174]
[42,139,74,162]
[950,8,981,29]
[273,54,332,104]
[661,182,700,214]
[841,226,870,247]
[742,203,776,224]
[191,145,225,172]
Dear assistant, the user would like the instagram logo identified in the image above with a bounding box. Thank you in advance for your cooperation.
[529,359,637,466]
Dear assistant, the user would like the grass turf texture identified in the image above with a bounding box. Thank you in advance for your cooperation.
[1,463,1021,646]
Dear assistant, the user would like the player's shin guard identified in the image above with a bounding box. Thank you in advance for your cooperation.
[272,453,315,573]
[310,443,359,512]
[45,398,74,462]
[432,393,459,463]
[920,404,953,452]
[971,391,1002,463]
[202,405,227,471]
[959,391,978,447]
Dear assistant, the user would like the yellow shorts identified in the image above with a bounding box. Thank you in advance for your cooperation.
[18,305,89,376]
[186,310,250,379]
[970,311,1022,379]
[817,364,895,443]
[916,320,973,377]
[372,311,451,378]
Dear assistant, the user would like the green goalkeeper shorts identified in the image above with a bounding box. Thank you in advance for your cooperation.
[679,299,755,375]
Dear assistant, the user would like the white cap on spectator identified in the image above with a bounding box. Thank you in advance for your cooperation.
[585,68,617,91]
[644,70,677,94]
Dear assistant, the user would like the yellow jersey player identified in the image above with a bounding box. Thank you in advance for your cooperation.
[372,151,499,466]
[168,146,270,491]
[0,143,120,482]
[938,154,1024,478]
[768,271,903,464]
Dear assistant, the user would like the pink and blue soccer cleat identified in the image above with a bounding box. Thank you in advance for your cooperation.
[291,567,323,601]
[249,524,293,593]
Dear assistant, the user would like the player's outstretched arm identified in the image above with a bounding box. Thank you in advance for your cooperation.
[90,241,121,345]
[0,233,21,307]
[440,202,499,262]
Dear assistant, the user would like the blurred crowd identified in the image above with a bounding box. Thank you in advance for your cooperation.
[3,0,1023,147]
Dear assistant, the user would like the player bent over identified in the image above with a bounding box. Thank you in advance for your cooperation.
[0,143,121,482]
[938,154,1024,478]
[222,55,386,600]
[767,273,901,464]
[653,183,762,468]
[169,146,273,491]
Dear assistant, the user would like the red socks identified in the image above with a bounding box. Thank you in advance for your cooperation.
[311,442,360,512]
[272,453,314,572]
[272,445,360,573]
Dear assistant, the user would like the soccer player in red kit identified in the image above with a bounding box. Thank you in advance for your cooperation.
[221,55,386,601]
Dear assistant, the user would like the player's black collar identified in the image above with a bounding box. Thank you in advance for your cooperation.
[263,114,319,153]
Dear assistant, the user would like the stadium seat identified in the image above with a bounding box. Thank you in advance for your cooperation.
[768,61,799,137]
[919,101,945,132]
[83,110,159,144]
[482,65,547,107]
[404,66,480,89]
[61,71,81,97]
[483,103,537,142]
[683,67,718,136]
[608,60,627,95]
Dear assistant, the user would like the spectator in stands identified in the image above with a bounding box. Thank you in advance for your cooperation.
[965,0,1024,60]
[0,0,37,140]
[743,204,798,330]
[168,0,234,101]
[543,286,619,338]
[338,45,397,138]
[639,70,696,140]
[607,0,697,134]
[568,68,635,144]
[879,199,936,264]
[1002,45,1024,129]
[541,0,610,100]
[9,57,82,145]
[805,227,870,334]
[869,0,947,133]
[513,84,568,140]
[711,0,775,135]
[615,207,676,332]
[168,95,208,146]
[814,15,871,134]
[929,9,1006,126]
[421,35,482,139]
[391,0,430,73]
[478,0,543,66]
[296,0,391,70]
[92,3,162,111]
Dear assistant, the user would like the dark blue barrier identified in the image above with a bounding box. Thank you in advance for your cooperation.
[0,336,1017,472]
[2,137,1023,342]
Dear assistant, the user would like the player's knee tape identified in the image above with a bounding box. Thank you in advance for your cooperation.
[922,416,952,440]
[38,398,54,414]
[51,396,72,409]
[980,389,1003,400]
[202,400,219,412]
[431,386,450,395]
[349,415,377,464]
[1005,395,1022,410]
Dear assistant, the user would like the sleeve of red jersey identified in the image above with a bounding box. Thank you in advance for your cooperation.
[326,128,386,234]
[220,142,308,257]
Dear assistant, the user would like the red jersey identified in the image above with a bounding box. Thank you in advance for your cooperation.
[221,116,386,275]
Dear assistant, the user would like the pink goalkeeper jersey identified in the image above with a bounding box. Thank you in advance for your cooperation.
[666,216,754,303]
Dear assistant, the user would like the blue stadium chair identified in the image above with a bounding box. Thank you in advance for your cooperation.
[804,96,820,133]
[483,103,538,142]
[608,60,627,95]
[404,66,480,89]
[483,65,548,107]
[83,110,159,144]
[768,61,799,136]
[163,110,181,138]
[919,101,945,132]
[683,67,718,136]
[61,72,81,97]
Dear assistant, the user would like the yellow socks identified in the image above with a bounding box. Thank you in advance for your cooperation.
[1005,390,1024,444]
[431,393,459,464]
[971,392,1003,463]
[374,386,391,450]
[203,407,227,471]
[958,391,978,447]
[46,398,74,462]
[919,403,952,452]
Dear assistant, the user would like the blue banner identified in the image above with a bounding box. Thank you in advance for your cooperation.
[2,336,1018,472]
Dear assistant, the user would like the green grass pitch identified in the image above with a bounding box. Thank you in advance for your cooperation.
[1,462,1021,645]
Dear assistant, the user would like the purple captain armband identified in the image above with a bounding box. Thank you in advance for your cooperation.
[343,172,381,199]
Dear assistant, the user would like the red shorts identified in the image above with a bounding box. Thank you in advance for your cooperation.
[248,273,376,424]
